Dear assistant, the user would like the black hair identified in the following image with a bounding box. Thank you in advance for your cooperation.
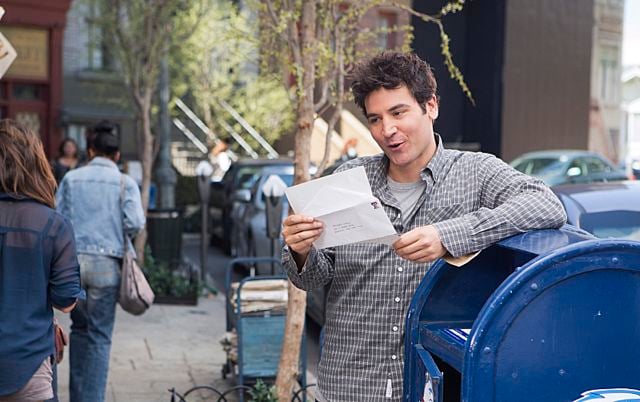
[350,51,438,115]
[87,120,119,156]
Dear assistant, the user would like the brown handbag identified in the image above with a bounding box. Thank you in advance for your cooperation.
[53,318,68,364]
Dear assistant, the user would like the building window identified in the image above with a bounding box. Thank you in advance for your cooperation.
[377,12,397,50]
[65,124,89,154]
[86,0,113,71]
[12,84,42,101]
[599,45,619,104]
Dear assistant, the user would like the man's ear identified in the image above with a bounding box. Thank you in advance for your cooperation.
[87,148,95,160]
[113,151,121,163]
[426,96,439,121]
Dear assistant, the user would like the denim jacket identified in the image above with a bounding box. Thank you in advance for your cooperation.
[56,157,145,258]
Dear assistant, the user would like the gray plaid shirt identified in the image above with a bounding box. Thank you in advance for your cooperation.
[283,136,566,401]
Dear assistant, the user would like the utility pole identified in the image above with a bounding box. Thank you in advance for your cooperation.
[156,50,177,209]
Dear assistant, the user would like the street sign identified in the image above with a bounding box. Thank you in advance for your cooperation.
[0,7,18,79]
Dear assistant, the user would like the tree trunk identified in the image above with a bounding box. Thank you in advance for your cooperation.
[133,89,154,263]
[275,1,316,399]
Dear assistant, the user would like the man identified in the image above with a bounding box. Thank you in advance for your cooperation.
[56,122,145,402]
[210,140,231,180]
[281,51,566,401]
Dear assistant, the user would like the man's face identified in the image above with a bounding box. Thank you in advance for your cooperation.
[364,85,438,180]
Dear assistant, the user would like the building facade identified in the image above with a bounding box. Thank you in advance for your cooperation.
[411,0,597,162]
[0,0,71,157]
[622,66,640,170]
[589,0,625,163]
[61,0,136,159]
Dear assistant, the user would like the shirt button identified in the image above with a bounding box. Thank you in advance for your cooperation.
[394,297,400,303]
[392,326,399,332]
[397,266,403,272]
[391,354,398,360]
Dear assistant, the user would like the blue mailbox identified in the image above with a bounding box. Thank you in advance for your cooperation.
[404,227,640,402]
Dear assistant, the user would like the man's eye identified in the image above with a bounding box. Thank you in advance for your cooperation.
[368,117,380,124]
[393,110,406,117]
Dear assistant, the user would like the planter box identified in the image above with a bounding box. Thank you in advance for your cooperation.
[154,293,198,306]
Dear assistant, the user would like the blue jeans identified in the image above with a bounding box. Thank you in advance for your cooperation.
[69,254,120,402]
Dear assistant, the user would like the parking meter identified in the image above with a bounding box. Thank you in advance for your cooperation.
[195,160,213,284]
[262,175,288,273]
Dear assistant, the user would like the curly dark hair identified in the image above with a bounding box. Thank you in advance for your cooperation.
[350,51,438,115]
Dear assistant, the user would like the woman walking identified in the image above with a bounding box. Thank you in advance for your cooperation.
[0,119,84,401]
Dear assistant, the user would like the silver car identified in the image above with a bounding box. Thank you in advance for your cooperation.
[229,165,294,274]
[510,150,627,186]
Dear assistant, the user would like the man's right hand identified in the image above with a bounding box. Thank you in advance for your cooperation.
[282,214,324,268]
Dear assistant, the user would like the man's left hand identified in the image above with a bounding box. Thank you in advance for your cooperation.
[393,225,447,263]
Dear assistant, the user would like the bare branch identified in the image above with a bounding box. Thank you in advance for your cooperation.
[316,29,345,176]
[314,78,330,112]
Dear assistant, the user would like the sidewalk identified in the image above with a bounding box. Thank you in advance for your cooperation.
[53,233,318,402]
[55,293,235,402]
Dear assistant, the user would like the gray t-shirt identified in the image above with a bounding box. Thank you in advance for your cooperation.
[387,176,427,224]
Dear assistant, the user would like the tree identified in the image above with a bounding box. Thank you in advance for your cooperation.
[253,0,471,399]
[96,0,207,258]
[171,2,295,154]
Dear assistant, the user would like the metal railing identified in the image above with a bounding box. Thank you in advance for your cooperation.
[168,383,316,402]
[217,99,279,159]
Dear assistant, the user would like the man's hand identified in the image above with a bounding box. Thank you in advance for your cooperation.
[393,225,447,263]
[282,214,324,267]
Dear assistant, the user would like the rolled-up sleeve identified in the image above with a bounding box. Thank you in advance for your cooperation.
[49,216,85,308]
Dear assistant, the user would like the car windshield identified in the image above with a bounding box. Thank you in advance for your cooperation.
[235,167,262,190]
[580,211,640,241]
[514,158,562,175]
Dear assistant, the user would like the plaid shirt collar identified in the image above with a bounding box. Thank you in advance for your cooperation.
[371,133,448,205]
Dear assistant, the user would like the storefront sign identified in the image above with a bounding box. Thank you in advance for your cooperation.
[0,26,48,80]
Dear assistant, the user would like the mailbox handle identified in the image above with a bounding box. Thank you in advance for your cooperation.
[416,346,443,402]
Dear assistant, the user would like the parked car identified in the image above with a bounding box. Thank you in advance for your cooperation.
[229,165,294,273]
[631,159,640,180]
[552,181,640,240]
[510,150,627,186]
[210,158,292,253]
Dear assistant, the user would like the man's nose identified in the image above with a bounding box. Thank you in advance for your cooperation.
[382,120,397,137]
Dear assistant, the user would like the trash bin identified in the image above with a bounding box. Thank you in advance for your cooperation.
[146,208,183,268]
[403,226,640,402]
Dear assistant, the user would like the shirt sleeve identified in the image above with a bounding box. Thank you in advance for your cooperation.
[123,176,146,236]
[282,245,336,291]
[49,216,85,308]
[433,154,567,257]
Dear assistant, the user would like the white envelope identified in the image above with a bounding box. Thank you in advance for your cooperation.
[284,166,398,249]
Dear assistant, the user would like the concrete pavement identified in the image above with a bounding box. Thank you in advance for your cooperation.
[53,233,318,402]
[55,296,235,402]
